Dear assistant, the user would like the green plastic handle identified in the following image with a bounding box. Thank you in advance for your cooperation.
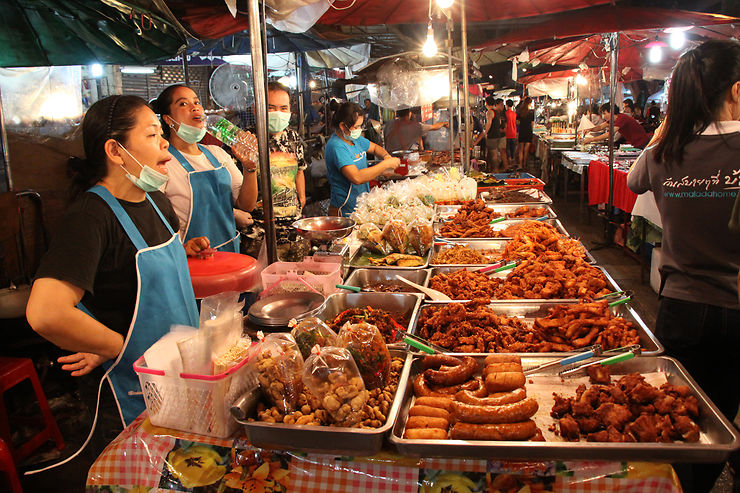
[608,296,632,307]
[336,284,361,292]
[404,336,435,354]
[489,216,507,224]
[493,262,517,273]
[601,352,635,365]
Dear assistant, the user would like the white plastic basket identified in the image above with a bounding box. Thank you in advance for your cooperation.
[133,355,257,438]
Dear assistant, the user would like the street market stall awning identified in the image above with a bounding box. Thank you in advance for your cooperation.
[0,0,188,67]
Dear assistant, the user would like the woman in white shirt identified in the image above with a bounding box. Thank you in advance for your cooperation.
[153,85,257,252]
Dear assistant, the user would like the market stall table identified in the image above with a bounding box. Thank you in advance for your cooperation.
[587,159,639,213]
[561,151,599,210]
[86,413,684,492]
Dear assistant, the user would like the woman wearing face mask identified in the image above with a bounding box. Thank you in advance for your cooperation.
[153,85,257,253]
[325,102,400,217]
[26,95,205,431]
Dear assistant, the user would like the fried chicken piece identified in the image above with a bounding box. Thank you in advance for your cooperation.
[629,382,662,404]
[559,414,581,441]
[575,415,602,433]
[595,403,633,430]
[551,394,572,418]
[588,365,612,384]
[672,414,701,442]
[587,430,609,442]
[630,403,656,416]
[624,414,658,442]
[617,373,647,394]
[660,383,692,398]
[653,394,676,415]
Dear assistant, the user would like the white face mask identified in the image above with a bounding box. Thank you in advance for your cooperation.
[117,142,169,192]
[168,116,206,144]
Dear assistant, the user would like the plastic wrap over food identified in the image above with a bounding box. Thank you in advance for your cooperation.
[289,317,339,359]
[251,332,305,414]
[381,219,409,254]
[407,217,434,256]
[356,223,390,255]
[375,58,450,110]
[337,322,391,390]
[302,345,368,427]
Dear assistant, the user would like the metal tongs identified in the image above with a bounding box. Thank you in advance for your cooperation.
[523,344,603,375]
[558,344,642,377]
[594,290,634,307]
[392,327,448,354]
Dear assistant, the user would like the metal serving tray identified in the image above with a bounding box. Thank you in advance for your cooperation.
[239,350,412,456]
[430,240,506,268]
[435,204,557,221]
[478,188,553,205]
[390,355,739,462]
[434,218,570,239]
[408,298,662,356]
[424,265,621,304]
[343,268,431,294]
[347,245,432,270]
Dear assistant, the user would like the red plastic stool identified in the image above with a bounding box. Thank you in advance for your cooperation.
[0,438,22,493]
[0,357,65,464]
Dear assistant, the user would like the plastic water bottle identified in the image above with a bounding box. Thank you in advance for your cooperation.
[205,115,257,161]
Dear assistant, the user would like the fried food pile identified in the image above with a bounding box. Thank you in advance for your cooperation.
[403,354,542,441]
[487,189,540,203]
[533,301,640,350]
[429,150,460,165]
[432,245,503,265]
[508,205,550,219]
[438,200,502,238]
[368,253,425,267]
[416,301,637,353]
[327,307,409,344]
[494,255,611,300]
[502,223,586,262]
[429,269,501,300]
[495,219,559,239]
[551,369,701,443]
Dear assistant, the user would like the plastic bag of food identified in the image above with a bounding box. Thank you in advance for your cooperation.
[337,322,391,390]
[407,217,434,256]
[250,332,304,414]
[302,345,368,426]
[382,219,409,254]
[356,223,390,255]
[289,317,339,359]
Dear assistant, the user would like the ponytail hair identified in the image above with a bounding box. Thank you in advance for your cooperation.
[68,95,149,199]
[654,39,740,164]
[332,102,363,132]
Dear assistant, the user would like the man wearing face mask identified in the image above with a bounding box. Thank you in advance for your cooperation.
[153,85,257,253]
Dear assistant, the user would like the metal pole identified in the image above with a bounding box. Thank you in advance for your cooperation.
[323,69,330,136]
[248,0,277,263]
[606,32,619,242]
[447,18,455,162]
[296,53,306,138]
[0,86,11,191]
[460,0,471,173]
[182,54,190,85]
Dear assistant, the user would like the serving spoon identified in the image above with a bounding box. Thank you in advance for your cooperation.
[395,275,452,301]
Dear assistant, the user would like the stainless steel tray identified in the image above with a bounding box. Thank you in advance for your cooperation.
[390,355,739,462]
[409,298,662,356]
[478,188,553,204]
[239,350,412,456]
[343,268,431,294]
[434,218,569,240]
[430,240,506,268]
[347,245,432,270]
[424,265,621,304]
[435,204,557,221]
[301,292,423,346]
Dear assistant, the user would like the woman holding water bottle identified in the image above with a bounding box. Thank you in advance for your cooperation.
[153,85,257,253]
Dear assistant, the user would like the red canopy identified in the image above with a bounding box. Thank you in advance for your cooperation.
[317,0,613,26]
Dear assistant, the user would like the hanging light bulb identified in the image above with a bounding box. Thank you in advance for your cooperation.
[436,0,454,8]
[423,24,438,57]
[669,30,686,50]
[649,45,663,64]
[575,73,587,85]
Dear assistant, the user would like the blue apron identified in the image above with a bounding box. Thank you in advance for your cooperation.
[89,185,199,426]
[169,145,240,253]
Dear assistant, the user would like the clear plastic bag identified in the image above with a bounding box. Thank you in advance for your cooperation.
[407,217,434,256]
[289,317,339,360]
[251,333,305,414]
[381,220,409,254]
[356,223,390,255]
[302,345,368,427]
[337,322,391,390]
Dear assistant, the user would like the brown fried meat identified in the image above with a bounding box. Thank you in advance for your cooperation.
[429,269,502,300]
[439,200,502,238]
[432,245,503,265]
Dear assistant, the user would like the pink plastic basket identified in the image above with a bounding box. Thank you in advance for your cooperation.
[260,257,342,297]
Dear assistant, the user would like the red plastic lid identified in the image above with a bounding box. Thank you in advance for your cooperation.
[187,252,260,299]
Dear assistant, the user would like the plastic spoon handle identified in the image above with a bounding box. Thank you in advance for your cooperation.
[395,275,451,301]
[493,262,517,273]
[490,216,507,224]
[559,350,596,366]
[608,297,632,307]
[601,351,635,365]
[404,336,435,354]
[336,284,361,292]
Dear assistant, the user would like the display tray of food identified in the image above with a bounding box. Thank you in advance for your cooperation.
[343,268,431,294]
[435,204,557,221]
[239,348,412,456]
[430,241,506,267]
[425,259,616,302]
[435,218,569,240]
[390,354,739,462]
[408,298,661,355]
[302,292,424,346]
[479,188,553,205]
[348,245,432,269]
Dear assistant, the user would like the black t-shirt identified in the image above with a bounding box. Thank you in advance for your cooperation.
[35,191,180,336]
[488,110,504,139]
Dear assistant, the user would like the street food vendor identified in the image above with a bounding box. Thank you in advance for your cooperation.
[325,102,400,217]
[582,103,652,149]
[26,95,204,427]
[154,84,257,253]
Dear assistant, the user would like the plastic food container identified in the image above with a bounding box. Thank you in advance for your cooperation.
[187,252,260,299]
[133,354,257,438]
[260,257,342,297]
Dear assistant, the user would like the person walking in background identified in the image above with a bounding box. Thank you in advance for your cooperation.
[504,99,518,168]
[516,97,534,168]
[474,97,507,172]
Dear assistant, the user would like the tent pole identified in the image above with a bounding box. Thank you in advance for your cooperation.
[296,53,306,138]
[447,18,455,161]
[461,0,471,173]
[249,0,277,263]
[0,86,10,191]
[606,32,619,244]
[182,55,190,85]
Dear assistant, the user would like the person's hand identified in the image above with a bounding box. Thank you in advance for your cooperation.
[184,236,210,256]
[233,210,254,228]
[58,352,109,377]
[385,157,401,169]
[442,121,450,128]
[233,134,258,170]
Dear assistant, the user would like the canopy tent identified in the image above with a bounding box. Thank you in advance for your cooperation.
[0,0,188,68]
[186,27,358,56]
